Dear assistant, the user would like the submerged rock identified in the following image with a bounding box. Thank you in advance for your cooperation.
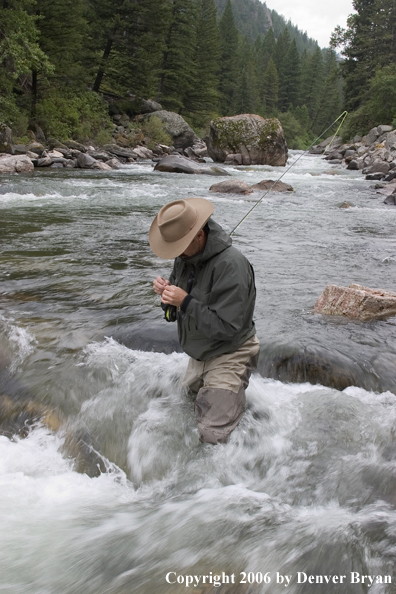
[314,283,396,321]
[154,154,230,176]
[207,114,288,166]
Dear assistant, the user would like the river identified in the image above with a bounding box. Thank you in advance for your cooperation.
[1,153,396,593]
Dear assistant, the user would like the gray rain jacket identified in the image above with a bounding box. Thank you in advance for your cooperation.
[168,218,256,361]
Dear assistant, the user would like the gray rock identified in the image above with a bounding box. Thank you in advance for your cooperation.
[224,153,243,165]
[154,154,230,176]
[209,180,254,194]
[365,126,380,146]
[0,124,14,154]
[50,162,64,168]
[36,156,52,167]
[364,160,390,175]
[378,125,393,135]
[105,158,123,169]
[384,195,396,205]
[13,144,27,155]
[346,160,360,170]
[26,142,44,155]
[385,131,396,151]
[145,110,199,149]
[76,153,98,169]
[344,149,357,158]
[141,98,163,113]
[207,114,288,166]
[366,173,385,181]
[102,144,136,159]
[64,140,87,152]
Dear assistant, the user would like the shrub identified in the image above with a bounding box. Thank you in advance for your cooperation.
[141,115,172,147]
[35,88,113,141]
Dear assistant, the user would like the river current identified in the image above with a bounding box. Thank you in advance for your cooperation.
[1,153,396,593]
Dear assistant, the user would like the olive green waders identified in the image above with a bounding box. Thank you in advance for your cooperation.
[182,335,260,444]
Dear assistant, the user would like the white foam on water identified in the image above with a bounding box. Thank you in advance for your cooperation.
[0,314,37,371]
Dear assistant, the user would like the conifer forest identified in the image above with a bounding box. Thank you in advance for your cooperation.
[1,0,395,148]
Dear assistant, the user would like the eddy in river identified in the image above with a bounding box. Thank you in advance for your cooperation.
[150,198,260,444]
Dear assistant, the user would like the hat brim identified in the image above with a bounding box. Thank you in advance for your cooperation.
[149,197,214,259]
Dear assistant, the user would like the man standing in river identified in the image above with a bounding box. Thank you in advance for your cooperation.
[149,197,260,444]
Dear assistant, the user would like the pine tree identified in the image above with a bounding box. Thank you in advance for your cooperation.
[311,49,342,135]
[158,0,198,112]
[262,57,279,114]
[183,0,221,124]
[232,35,259,114]
[300,46,325,121]
[274,27,291,111]
[218,0,240,115]
[281,38,301,108]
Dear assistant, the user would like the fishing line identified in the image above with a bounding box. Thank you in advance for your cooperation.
[229,110,349,236]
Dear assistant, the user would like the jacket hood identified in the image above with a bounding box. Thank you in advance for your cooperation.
[182,218,231,266]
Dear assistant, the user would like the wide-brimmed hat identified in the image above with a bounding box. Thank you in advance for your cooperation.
[149,198,214,259]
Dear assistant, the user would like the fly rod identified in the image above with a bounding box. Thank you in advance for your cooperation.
[230,110,349,236]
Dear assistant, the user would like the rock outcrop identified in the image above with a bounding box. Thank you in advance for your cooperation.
[314,283,396,321]
[207,114,288,166]
[154,154,230,176]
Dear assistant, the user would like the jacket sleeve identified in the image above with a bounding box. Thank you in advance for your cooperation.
[180,256,254,341]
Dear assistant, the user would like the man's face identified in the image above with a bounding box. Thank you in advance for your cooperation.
[181,230,205,258]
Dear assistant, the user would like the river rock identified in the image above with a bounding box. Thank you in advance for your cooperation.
[154,154,230,176]
[106,158,123,169]
[145,110,199,149]
[207,114,288,166]
[64,140,87,152]
[131,146,154,160]
[250,179,293,192]
[384,195,396,205]
[257,342,381,392]
[26,142,44,155]
[76,152,99,169]
[0,155,34,173]
[314,283,396,321]
[209,180,253,194]
[36,156,52,167]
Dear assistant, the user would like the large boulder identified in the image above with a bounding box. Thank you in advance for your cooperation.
[207,114,288,166]
[154,154,230,176]
[0,124,14,154]
[145,110,200,149]
[0,155,34,173]
[314,283,396,321]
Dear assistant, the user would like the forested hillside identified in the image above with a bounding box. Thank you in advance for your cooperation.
[1,0,343,150]
[331,0,396,140]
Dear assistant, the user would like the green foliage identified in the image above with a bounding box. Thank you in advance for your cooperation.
[341,64,396,140]
[35,88,113,141]
[278,109,316,149]
[141,116,173,148]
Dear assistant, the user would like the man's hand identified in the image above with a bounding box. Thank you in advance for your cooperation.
[161,285,188,307]
[153,276,170,295]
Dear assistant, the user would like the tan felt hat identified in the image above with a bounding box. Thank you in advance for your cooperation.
[149,198,214,259]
